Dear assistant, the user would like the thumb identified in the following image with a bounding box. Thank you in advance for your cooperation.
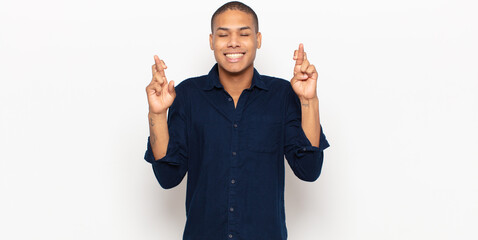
[290,74,299,85]
[168,80,176,95]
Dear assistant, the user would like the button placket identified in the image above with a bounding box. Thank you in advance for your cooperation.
[227,90,250,239]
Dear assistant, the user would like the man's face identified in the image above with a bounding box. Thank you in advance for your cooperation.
[210,10,262,75]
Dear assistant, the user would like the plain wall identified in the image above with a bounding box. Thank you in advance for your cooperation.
[1,0,477,239]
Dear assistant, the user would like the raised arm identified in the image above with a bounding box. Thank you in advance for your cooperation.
[146,55,176,160]
[290,43,320,147]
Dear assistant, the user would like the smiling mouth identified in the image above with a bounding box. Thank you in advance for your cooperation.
[224,53,245,62]
[225,53,244,59]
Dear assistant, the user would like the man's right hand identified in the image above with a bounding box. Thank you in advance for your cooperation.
[146,55,176,115]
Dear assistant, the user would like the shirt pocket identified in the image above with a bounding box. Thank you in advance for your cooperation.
[245,120,283,153]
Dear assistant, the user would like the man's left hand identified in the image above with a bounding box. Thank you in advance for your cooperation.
[291,43,318,100]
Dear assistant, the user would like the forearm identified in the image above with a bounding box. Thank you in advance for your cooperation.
[148,112,170,160]
[299,96,320,147]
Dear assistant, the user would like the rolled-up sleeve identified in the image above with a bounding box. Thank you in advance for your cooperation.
[143,86,188,189]
[284,87,330,182]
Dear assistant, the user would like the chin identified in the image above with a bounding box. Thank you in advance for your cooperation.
[219,62,252,75]
[225,65,244,73]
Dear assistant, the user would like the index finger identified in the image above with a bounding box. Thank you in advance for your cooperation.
[153,55,169,84]
[295,43,304,66]
[154,55,165,72]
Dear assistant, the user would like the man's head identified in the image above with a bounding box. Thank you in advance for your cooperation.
[211,1,259,33]
[209,1,262,75]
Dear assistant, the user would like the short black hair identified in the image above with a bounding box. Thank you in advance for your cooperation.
[211,1,259,33]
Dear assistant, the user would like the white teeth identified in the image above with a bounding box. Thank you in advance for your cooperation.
[226,53,244,59]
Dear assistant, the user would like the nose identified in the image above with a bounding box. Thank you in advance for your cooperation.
[227,33,240,48]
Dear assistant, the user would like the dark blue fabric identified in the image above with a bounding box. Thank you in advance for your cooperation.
[144,64,330,240]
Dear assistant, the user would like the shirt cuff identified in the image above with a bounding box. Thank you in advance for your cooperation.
[144,136,181,166]
[317,130,330,151]
[295,127,330,157]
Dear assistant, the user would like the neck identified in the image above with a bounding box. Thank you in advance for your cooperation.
[218,64,254,96]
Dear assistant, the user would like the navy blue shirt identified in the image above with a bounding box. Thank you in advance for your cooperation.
[144,64,330,240]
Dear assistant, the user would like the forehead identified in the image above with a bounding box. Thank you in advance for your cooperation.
[213,9,255,31]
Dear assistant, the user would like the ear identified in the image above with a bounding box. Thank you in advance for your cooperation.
[209,33,214,50]
[256,32,262,49]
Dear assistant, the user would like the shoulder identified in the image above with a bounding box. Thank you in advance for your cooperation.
[260,74,300,111]
[170,74,211,108]
[259,74,294,94]
[171,74,210,100]
[174,75,206,92]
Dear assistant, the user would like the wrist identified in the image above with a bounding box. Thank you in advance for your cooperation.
[299,96,319,105]
[148,111,168,119]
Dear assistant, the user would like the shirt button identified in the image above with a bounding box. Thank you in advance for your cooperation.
[232,152,236,156]
[230,207,234,212]
[228,97,232,101]
[233,123,238,128]
[229,234,233,238]
[231,179,235,184]
[302,147,307,151]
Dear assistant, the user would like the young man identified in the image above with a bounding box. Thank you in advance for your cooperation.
[144,1,329,240]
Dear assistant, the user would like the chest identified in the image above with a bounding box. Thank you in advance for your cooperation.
[188,88,285,152]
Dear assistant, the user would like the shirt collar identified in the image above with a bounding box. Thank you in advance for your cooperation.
[199,63,269,91]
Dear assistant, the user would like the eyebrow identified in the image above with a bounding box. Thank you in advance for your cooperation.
[216,26,252,31]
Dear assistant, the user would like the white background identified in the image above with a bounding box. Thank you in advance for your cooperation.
[1,0,477,239]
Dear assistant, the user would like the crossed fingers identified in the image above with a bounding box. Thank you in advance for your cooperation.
[293,43,317,80]
[148,55,170,96]
[152,55,168,85]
